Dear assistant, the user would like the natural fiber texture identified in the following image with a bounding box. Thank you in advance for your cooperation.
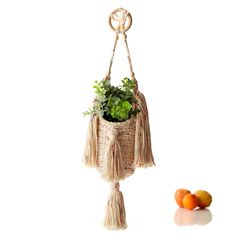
[102,129,125,181]
[84,8,155,230]
[83,114,98,167]
[97,116,136,180]
[104,182,127,230]
[134,92,155,167]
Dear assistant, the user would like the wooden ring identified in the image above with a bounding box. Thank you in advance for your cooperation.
[108,8,132,33]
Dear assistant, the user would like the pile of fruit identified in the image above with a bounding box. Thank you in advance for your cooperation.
[175,189,212,210]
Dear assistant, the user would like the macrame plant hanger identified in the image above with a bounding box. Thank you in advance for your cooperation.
[84,6,155,230]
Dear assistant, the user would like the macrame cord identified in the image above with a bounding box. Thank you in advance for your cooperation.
[84,8,155,230]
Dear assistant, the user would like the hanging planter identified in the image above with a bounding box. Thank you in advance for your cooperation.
[83,8,155,230]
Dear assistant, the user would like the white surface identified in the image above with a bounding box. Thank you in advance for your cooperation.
[0,0,236,235]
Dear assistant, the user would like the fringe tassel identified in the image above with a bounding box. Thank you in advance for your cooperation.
[104,182,127,230]
[83,114,99,167]
[102,129,125,181]
[134,92,155,167]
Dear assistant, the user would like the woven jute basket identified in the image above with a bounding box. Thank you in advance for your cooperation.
[83,8,155,230]
[97,116,136,179]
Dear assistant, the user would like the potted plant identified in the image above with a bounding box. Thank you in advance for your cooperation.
[84,78,140,122]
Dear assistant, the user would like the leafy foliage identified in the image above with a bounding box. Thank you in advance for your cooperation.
[84,78,140,122]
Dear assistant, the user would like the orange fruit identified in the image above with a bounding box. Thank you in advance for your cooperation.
[194,190,212,208]
[182,193,199,210]
[175,189,191,208]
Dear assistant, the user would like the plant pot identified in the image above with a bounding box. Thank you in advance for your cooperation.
[97,115,136,181]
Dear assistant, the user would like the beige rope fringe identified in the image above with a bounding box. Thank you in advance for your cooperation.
[102,128,125,181]
[104,182,127,230]
[134,92,155,167]
[83,114,98,167]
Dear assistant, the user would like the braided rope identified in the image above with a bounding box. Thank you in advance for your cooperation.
[105,32,119,80]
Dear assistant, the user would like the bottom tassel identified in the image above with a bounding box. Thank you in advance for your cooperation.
[104,182,127,230]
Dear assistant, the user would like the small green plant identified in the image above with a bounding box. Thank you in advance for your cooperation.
[84,78,140,122]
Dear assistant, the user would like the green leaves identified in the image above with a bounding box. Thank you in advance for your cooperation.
[110,100,132,121]
[84,78,140,122]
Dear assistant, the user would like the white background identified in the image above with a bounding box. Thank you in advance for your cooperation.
[0,0,236,235]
